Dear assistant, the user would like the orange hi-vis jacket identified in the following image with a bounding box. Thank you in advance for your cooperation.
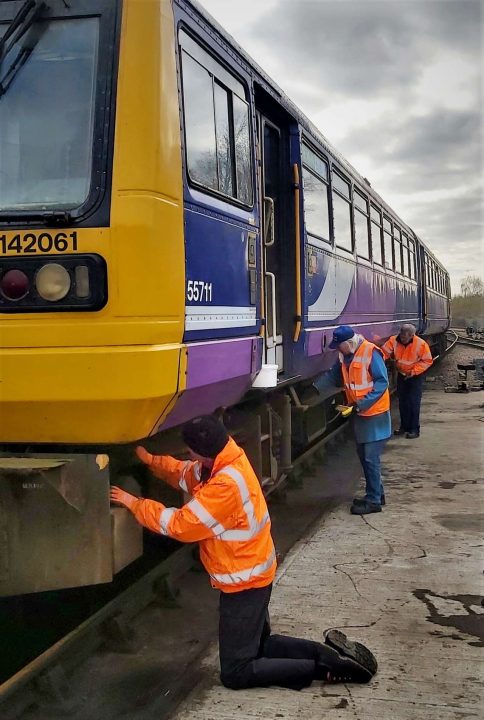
[381,335,433,376]
[340,339,390,417]
[129,438,276,593]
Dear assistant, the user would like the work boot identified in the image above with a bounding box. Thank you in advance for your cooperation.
[324,629,378,676]
[314,636,375,684]
[350,500,381,515]
[393,428,406,436]
[353,494,385,507]
[405,432,420,439]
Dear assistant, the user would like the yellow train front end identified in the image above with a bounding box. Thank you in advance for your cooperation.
[0,0,185,446]
[0,0,188,595]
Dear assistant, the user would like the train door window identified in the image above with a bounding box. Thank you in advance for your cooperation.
[425,258,430,286]
[370,205,383,265]
[354,189,370,259]
[179,30,253,205]
[393,226,402,273]
[302,144,330,243]
[383,216,393,269]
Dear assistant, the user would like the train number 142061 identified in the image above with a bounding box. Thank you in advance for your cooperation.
[0,231,78,254]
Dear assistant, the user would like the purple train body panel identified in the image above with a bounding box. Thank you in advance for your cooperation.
[158,0,451,431]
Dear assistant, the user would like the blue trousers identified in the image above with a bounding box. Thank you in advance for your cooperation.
[355,439,387,504]
[397,373,423,434]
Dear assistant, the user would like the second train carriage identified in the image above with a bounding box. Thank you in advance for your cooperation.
[0,0,450,595]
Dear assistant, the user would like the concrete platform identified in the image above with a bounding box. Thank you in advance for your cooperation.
[169,390,484,720]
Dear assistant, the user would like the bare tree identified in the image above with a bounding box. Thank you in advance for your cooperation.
[461,275,483,296]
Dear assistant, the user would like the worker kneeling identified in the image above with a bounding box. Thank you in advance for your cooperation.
[111,415,377,691]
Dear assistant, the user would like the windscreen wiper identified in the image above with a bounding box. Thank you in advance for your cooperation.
[0,1,46,97]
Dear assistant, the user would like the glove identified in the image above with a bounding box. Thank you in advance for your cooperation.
[136,445,153,465]
[110,486,138,510]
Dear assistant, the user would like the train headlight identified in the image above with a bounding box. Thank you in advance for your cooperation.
[35,263,71,301]
[0,269,30,300]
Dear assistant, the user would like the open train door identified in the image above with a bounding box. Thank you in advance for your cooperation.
[256,98,296,376]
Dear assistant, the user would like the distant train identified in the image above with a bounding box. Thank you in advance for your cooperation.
[0,0,450,596]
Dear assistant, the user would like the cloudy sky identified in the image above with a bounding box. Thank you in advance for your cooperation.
[199,0,483,295]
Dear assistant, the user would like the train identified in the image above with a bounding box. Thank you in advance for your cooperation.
[0,0,450,596]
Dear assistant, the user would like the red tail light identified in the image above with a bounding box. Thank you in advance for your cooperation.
[0,269,29,300]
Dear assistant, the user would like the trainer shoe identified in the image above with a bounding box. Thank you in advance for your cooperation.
[350,500,381,515]
[324,629,378,676]
[393,428,406,436]
[353,494,385,507]
[405,432,420,439]
[314,652,373,684]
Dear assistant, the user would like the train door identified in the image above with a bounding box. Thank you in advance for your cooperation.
[258,114,286,371]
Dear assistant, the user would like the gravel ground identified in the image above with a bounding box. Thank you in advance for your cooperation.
[425,338,484,391]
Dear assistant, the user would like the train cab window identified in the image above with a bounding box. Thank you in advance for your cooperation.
[179,31,253,205]
[383,216,393,269]
[370,205,383,265]
[354,189,370,259]
[0,16,100,213]
[302,144,330,243]
[401,233,409,276]
[331,170,353,251]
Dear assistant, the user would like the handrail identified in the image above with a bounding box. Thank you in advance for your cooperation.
[293,163,302,341]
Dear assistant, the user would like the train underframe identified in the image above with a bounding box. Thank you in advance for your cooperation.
[0,331,446,597]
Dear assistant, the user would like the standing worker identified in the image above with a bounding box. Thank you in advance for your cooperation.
[110,415,377,691]
[313,326,391,515]
[381,323,433,439]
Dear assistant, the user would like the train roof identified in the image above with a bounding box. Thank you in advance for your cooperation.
[184,0,448,274]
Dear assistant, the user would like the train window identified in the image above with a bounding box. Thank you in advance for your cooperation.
[393,226,402,274]
[370,206,381,223]
[354,189,368,213]
[370,205,383,265]
[302,166,330,242]
[354,208,370,259]
[426,259,431,286]
[233,95,252,205]
[383,216,393,269]
[180,31,253,205]
[0,17,100,213]
[332,171,350,198]
[182,53,218,190]
[214,83,233,196]
[408,239,416,280]
[332,190,353,251]
[302,145,328,181]
[401,233,409,276]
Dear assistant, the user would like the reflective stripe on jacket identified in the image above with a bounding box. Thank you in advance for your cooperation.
[381,335,433,376]
[340,339,390,416]
[129,438,276,593]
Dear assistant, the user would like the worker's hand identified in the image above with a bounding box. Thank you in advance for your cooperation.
[110,486,138,510]
[136,445,153,465]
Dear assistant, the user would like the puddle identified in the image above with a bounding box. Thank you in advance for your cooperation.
[414,589,484,646]
[434,513,484,532]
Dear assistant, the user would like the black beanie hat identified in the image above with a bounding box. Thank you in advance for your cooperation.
[181,415,229,459]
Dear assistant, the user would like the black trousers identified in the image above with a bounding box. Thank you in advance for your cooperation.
[218,584,333,690]
[397,373,423,433]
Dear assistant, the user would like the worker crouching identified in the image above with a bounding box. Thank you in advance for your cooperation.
[110,415,377,690]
